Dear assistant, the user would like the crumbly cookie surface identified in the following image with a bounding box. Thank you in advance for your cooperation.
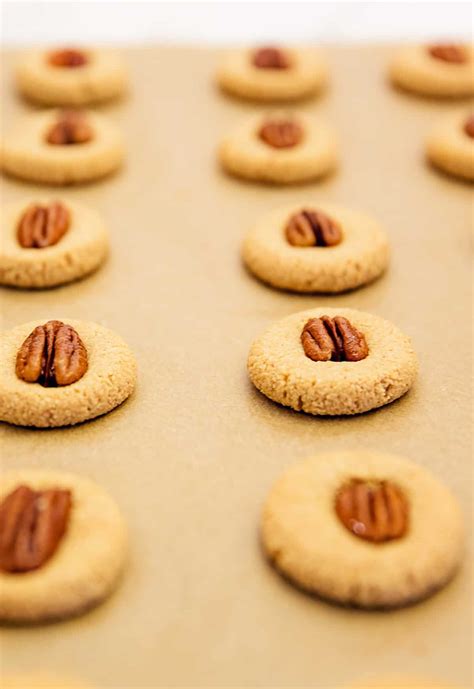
[219,112,338,184]
[261,450,464,609]
[16,48,127,106]
[389,45,474,97]
[0,198,109,288]
[426,111,474,181]
[0,110,124,185]
[216,47,327,102]
[242,202,390,293]
[0,319,137,427]
[0,469,127,623]
[248,307,418,416]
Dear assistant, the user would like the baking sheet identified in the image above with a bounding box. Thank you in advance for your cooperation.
[0,45,472,689]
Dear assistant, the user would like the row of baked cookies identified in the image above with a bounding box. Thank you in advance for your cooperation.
[214,40,468,677]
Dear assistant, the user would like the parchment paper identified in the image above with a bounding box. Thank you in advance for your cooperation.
[0,46,472,689]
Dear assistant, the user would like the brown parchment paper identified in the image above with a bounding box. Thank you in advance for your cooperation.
[0,46,472,689]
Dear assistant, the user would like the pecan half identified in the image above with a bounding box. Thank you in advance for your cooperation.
[48,48,88,68]
[16,320,88,387]
[464,114,474,138]
[301,316,368,362]
[285,209,342,247]
[0,485,71,573]
[17,201,70,249]
[252,46,290,70]
[428,44,467,63]
[259,118,303,148]
[46,110,94,145]
[335,479,408,543]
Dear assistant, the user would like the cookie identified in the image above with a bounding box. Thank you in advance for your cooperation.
[216,45,327,102]
[426,111,474,181]
[389,44,474,98]
[0,319,137,427]
[261,450,464,609]
[242,203,390,293]
[0,198,109,288]
[16,46,127,106]
[219,112,338,184]
[0,469,127,623]
[1,109,124,185]
[248,307,418,416]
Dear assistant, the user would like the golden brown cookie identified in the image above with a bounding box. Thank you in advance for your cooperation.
[217,45,327,102]
[219,112,338,184]
[426,111,474,181]
[261,451,464,608]
[0,198,109,288]
[390,44,474,97]
[16,46,127,106]
[1,109,124,185]
[0,469,128,623]
[248,307,418,416]
[0,319,137,427]
[242,202,390,293]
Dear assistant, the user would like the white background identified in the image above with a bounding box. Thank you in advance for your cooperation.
[1,0,472,46]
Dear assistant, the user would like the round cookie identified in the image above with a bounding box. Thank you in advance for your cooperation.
[261,450,464,609]
[242,203,390,293]
[0,198,109,288]
[1,109,124,185]
[0,319,137,427]
[219,112,338,184]
[0,469,127,623]
[16,46,127,106]
[389,44,474,98]
[247,307,418,416]
[216,46,327,102]
[426,111,474,181]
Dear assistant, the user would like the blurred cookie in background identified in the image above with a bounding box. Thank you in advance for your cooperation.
[219,111,338,184]
[16,47,128,106]
[389,44,474,97]
[217,45,328,102]
[426,111,474,181]
[0,109,124,184]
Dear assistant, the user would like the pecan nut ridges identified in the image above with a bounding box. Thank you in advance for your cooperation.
[48,48,88,68]
[335,479,408,543]
[46,110,94,145]
[15,320,88,387]
[0,485,72,572]
[285,209,342,247]
[258,118,303,148]
[301,316,368,362]
[17,201,70,249]
[464,114,474,138]
[428,44,467,64]
[252,46,290,70]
